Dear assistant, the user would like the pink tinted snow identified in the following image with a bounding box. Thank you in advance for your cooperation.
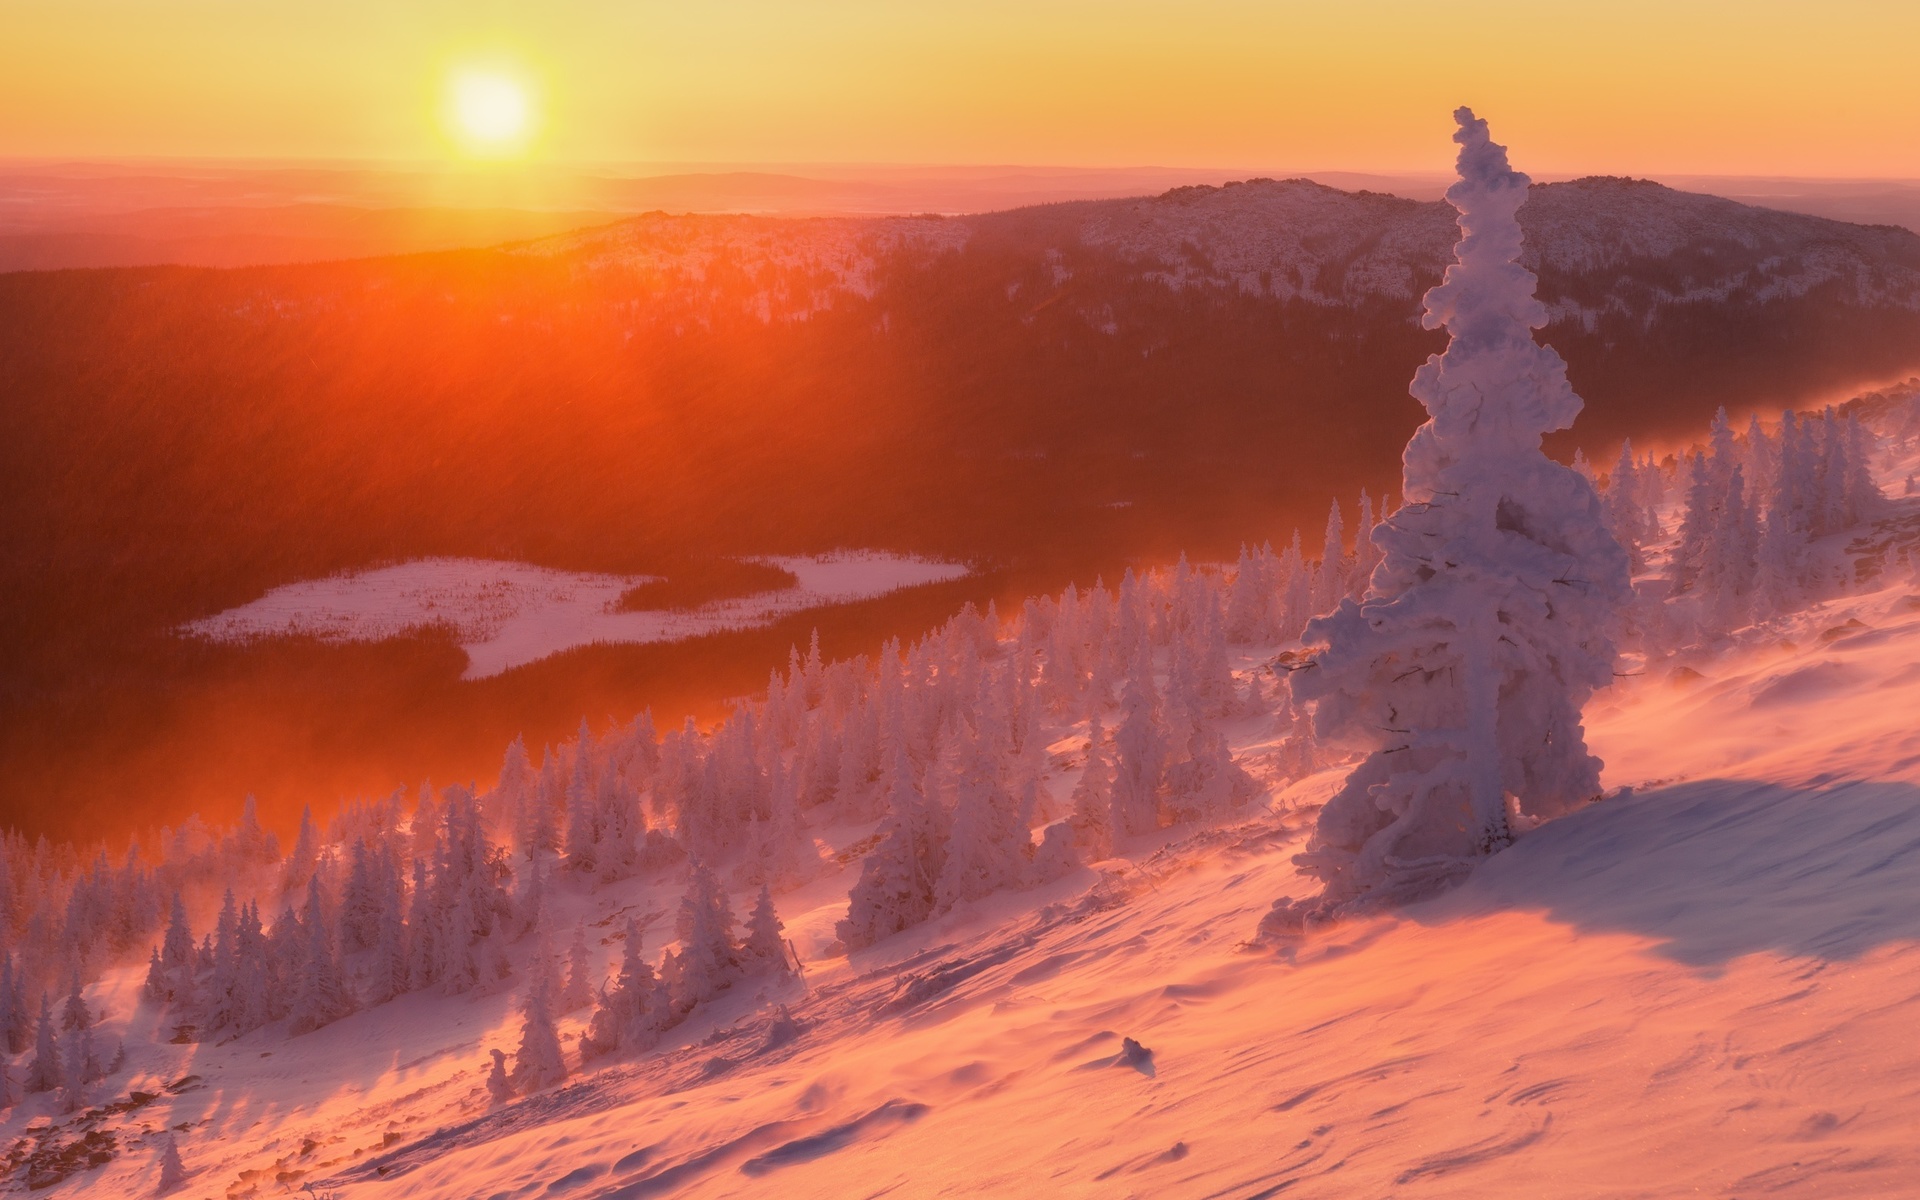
[45,555,1920,1199]
[179,552,971,679]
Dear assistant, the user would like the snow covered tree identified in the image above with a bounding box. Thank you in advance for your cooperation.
[836,743,949,951]
[0,955,27,1054]
[1313,500,1348,614]
[23,994,59,1094]
[520,749,562,858]
[230,903,278,1032]
[491,735,534,846]
[1290,109,1632,908]
[560,924,595,1012]
[59,969,90,1032]
[338,838,382,955]
[582,919,673,1059]
[156,1132,188,1193]
[741,884,794,974]
[1068,716,1115,861]
[485,1048,514,1105]
[288,875,356,1034]
[1163,721,1257,823]
[1602,440,1652,570]
[1108,656,1167,840]
[1029,822,1081,883]
[934,735,1031,911]
[157,892,195,1005]
[508,986,567,1093]
[364,859,411,1005]
[563,723,600,874]
[58,1024,97,1112]
[228,795,278,867]
[665,859,741,1011]
[524,930,564,1015]
[284,806,320,891]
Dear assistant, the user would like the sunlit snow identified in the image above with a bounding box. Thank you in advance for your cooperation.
[180,552,972,679]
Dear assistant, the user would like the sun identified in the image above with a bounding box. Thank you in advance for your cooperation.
[445,67,536,157]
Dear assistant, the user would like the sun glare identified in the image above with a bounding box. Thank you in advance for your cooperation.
[447,68,534,156]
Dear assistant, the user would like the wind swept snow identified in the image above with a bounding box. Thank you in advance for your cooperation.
[26,538,1920,1197]
[180,552,971,678]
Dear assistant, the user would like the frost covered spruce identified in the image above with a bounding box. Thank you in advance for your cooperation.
[1282,109,1631,914]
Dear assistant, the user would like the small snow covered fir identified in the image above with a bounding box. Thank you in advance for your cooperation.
[155,1132,188,1193]
[509,985,568,1093]
[742,884,795,973]
[582,919,674,1059]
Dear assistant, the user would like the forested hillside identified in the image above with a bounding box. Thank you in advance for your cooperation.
[4,177,1919,839]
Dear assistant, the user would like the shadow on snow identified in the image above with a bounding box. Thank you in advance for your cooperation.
[1413,778,1920,968]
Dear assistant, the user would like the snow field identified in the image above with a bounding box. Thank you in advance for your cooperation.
[371,576,1920,1199]
[27,535,1920,1199]
[179,552,972,679]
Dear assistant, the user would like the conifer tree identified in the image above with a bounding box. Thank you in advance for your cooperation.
[0,954,27,1053]
[836,743,949,951]
[1603,440,1649,570]
[516,850,547,939]
[1109,658,1167,840]
[285,806,320,891]
[666,859,741,1010]
[366,888,411,1006]
[582,919,673,1059]
[339,839,381,955]
[58,1025,95,1112]
[1068,716,1115,860]
[561,924,594,1013]
[232,903,276,1031]
[23,994,59,1094]
[229,795,277,866]
[934,736,1031,912]
[159,892,194,1003]
[288,876,356,1034]
[59,969,90,1032]
[492,736,534,846]
[509,987,567,1093]
[404,858,439,991]
[1673,451,1717,592]
[156,1132,188,1193]
[1313,500,1348,613]
[1290,109,1631,907]
[741,885,793,974]
[563,724,599,873]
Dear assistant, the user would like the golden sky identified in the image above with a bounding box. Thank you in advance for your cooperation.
[5,0,1919,175]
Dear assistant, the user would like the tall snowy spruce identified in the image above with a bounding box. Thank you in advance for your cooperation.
[1287,109,1631,909]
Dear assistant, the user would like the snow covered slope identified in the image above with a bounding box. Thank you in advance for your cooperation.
[17,491,1920,1198]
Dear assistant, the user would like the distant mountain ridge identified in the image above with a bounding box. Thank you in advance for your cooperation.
[522,175,1920,319]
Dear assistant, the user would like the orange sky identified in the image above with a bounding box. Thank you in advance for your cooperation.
[5,0,1920,176]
